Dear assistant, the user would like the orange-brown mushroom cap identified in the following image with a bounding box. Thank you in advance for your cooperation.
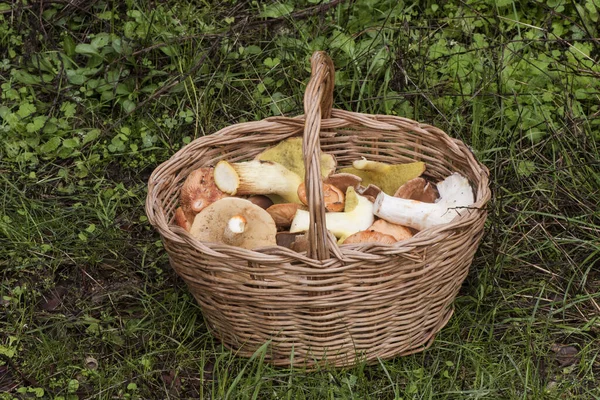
[180,167,227,223]
[369,219,413,241]
[174,207,191,231]
[297,182,345,212]
[393,177,439,203]
[342,230,397,245]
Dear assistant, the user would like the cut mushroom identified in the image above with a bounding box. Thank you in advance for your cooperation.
[180,167,227,223]
[290,187,374,239]
[373,173,475,231]
[256,137,337,179]
[214,160,303,204]
[189,197,277,249]
[339,159,426,195]
[267,203,307,228]
[297,182,345,212]
[394,177,439,203]
[324,173,362,193]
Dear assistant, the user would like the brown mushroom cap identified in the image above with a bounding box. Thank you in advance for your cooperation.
[297,182,345,212]
[276,231,308,252]
[342,230,397,245]
[369,219,413,241]
[356,184,382,203]
[180,167,227,223]
[324,173,362,194]
[189,197,277,249]
[247,195,274,210]
[393,177,439,203]
[174,207,191,231]
[266,203,307,228]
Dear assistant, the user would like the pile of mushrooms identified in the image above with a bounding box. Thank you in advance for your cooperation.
[174,137,475,251]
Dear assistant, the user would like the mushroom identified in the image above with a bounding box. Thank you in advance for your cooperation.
[189,197,277,249]
[323,173,362,193]
[338,158,426,195]
[213,159,303,204]
[341,230,397,245]
[368,219,413,241]
[394,177,439,203]
[290,187,374,239]
[256,137,337,179]
[276,232,308,252]
[373,173,475,231]
[247,195,274,210]
[174,207,191,231]
[297,182,345,212]
[266,203,307,228]
[180,167,227,223]
[356,184,382,203]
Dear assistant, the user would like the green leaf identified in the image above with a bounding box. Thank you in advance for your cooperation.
[26,116,47,133]
[91,33,111,49]
[66,70,88,85]
[17,103,36,118]
[62,138,80,148]
[82,129,101,145]
[75,44,100,57]
[496,0,513,7]
[63,35,76,57]
[61,102,77,118]
[260,3,293,18]
[12,70,42,85]
[122,100,136,114]
[0,106,10,119]
[330,30,355,57]
[263,57,280,68]
[40,137,62,154]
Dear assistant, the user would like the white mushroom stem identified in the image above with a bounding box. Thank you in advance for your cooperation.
[373,173,475,231]
[223,215,247,246]
[214,160,303,204]
[290,190,374,238]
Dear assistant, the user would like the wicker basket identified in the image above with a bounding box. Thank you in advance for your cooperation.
[145,51,491,368]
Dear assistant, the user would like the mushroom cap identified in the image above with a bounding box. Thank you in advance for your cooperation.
[356,184,382,202]
[247,195,274,210]
[393,177,439,203]
[267,203,307,228]
[341,230,397,245]
[339,160,426,195]
[369,219,413,241]
[255,137,337,179]
[297,182,345,212]
[189,197,277,249]
[180,167,227,223]
[324,173,362,193]
[276,231,308,252]
[174,207,191,231]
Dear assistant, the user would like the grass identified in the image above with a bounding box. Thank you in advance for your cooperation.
[1,0,599,398]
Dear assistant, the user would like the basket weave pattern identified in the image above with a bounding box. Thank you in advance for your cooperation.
[146,52,491,367]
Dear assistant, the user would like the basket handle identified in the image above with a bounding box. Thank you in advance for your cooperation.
[302,51,336,261]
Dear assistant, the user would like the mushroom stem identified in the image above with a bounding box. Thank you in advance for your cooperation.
[223,215,247,246]
[290,187,374,239]
[214,160,303,204]
[373,173,474,231]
